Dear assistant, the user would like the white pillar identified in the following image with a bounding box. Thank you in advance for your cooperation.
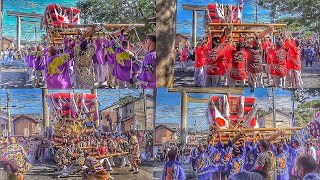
[192,10,197,47]
[16,16,21,50]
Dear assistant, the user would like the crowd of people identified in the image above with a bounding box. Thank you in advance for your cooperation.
[3,27,156,89]
[177,27,319,89]
[0,129,152,179]
[161,135,320,180]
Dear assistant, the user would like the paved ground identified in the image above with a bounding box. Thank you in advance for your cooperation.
[0,160,153,180]
[174,58,320,88]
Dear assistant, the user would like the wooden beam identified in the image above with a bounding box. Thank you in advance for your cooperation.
[217,128,280,132]
[182,4,207,11]
[187,96,210,103]
[208,23,287,28]
[6,10,43,18]
[167,87,245,94]
[64,24,145,29]
[210,30,280,33]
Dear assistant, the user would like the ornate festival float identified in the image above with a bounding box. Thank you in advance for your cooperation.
[41,4,145,47]
[205,94,302,145]
[203,0,286,45]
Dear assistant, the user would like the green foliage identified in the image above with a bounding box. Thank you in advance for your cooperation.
[257,108,269,117]
[258,0,320,32]
[294,108,315,128]
[77,0,156,42]
[112,95,139,106]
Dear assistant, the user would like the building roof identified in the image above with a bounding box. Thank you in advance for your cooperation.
[100,94,154,112]
[260,109,292,118]
[12,114,42,123]
[176,33,190,39]
[155,123,179,132]
[2,37,14,42]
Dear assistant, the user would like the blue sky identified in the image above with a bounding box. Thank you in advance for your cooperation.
[2,0,79,40]
[0,88,153,115]
[177,0,272,37]
[156,88,294,130]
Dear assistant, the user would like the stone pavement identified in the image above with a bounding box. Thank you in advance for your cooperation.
[174,59,320,88]
[0,160,153,180]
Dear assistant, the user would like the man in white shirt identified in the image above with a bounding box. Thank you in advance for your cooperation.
[306,142,317,162]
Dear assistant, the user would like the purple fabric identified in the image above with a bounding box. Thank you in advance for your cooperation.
[45,54,72,89]
[137,51,156,88]
[95,38,105,64]
[162,160,186,180]
[27,53,36,68]
[113,48,139,82]
[63,37,75,67]
[195,152,214,180]
[104,38,115,65]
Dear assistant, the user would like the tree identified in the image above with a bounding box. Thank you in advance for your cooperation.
[258,0,320,33]
[77,0,155,42]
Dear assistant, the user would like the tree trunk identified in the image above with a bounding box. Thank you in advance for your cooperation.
[156,0,177,87]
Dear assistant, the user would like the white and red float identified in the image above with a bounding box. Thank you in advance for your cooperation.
[46,92,100,143]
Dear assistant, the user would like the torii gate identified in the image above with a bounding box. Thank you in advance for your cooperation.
[168,87,245,148]
[182,4,207,47]
[6,10,42,50]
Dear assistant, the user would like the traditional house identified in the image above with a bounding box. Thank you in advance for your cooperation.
[12,114,42,136]
[175,33,190,49]
[258,109,292,128]
[2,37,14,50]
[154,123,179,145]
[99,95,154,132]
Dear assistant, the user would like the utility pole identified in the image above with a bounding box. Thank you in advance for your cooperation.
[34,26,37,43]
[6,89,11,136]
[255,0,258,24]
[0,0,4,51]
[143,89,147,131]
[272,88,276,127]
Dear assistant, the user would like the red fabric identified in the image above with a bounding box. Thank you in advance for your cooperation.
[195,46,205,68]
[245,47,263,73]
[270,48,287,77]
[180,48,188,62]
[206,48,226,75]
[230,49,247,80]
[284,39,301,70]
[261,41,271,51]
[221,42,235,70]
[98,146,108,155]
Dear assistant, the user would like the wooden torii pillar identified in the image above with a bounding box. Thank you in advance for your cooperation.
[6,10,42,50]
[168,87,245,148]
[182,4,207,47]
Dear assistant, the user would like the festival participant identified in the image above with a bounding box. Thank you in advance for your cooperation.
[221,37,235,86]
[269,41,287,88]
[114,35,140,88]
[82,151,110,180]
[294,155,320,180]
[104,38,117,88]
[194,144,213,180]
[207,136,224,179]
[129,130,141,174]
[98,141,113,171]
[262,36,273,85]
[271,143,290,180]
[134,35,156,88]
[306,142,317,164]
[33,46,47,87]
[93,37,107,87]
[180,45,189,72]
[117,136,131,168]
[224,147,244,177]
[191,145,198,171]
[106,134,116,167]
[283,33,303,88]
[304,45,315,67]
[242,139,259,171]
[44,46,72,89]
[4,137,32,180]
[194,42,205,87]
[73,28,97,88]
[229,40,247,87]
[244,26,273,90]
[162,149,186,180]
[205,36,226,87]
[285,140,304,180]
[25,46,36,82]
[252,139,276,180]
[63,37,76,87]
